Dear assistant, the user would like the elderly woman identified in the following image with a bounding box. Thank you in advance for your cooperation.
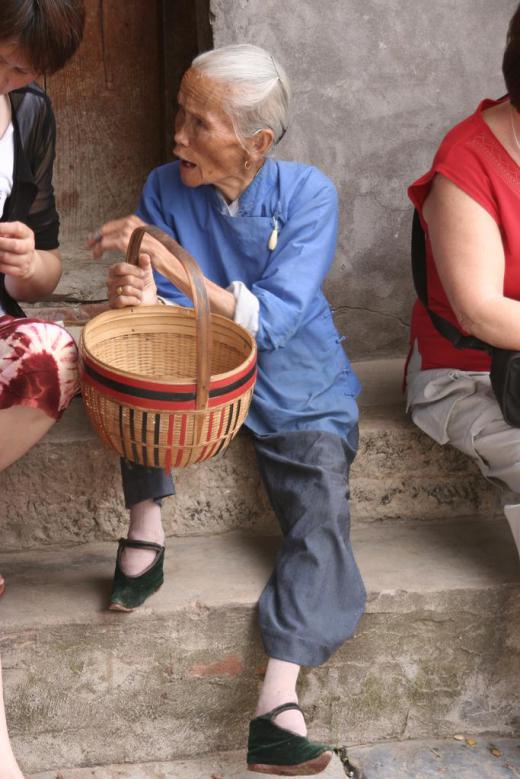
[91,44,365,775]
[406,4,520,556]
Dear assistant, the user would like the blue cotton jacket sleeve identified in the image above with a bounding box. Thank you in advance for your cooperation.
[135,170,192,307]
[252,174,339,351]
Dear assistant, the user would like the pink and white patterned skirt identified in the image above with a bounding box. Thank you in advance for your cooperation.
[0,316,79,420]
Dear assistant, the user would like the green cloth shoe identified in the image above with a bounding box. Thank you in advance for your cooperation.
[247,702,333,775]
[109,538,165,612]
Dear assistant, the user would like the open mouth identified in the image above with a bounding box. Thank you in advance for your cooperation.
[176,153,196,170]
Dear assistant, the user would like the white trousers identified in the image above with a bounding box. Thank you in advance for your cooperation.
[406,352,520,556]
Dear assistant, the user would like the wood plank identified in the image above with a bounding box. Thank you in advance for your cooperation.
[45,0,164,250]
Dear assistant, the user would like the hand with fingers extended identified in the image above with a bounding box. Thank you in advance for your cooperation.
[107,252,158,309]
[87,214,145,260]
[0,221,38,280]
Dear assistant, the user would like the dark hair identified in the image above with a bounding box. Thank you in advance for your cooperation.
[504,3,520,110]
[0,0,85,75]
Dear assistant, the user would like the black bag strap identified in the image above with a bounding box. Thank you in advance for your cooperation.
[411,209,491,354]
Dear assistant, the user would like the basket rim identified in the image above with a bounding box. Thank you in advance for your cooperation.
[80,304,257,386]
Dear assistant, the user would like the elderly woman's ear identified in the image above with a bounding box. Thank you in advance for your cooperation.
[248,128,275,159]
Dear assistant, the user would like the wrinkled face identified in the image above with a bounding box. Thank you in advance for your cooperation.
[173,69,248,195]
[0,40,38,95]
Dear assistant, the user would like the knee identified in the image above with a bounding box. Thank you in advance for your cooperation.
[12,320,79,413]
[38,321,78,356]
[41,322,79,407]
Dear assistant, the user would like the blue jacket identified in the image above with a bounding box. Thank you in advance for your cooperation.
[136,158,360,437]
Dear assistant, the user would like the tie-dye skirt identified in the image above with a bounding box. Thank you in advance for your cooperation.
[0,316,79,420]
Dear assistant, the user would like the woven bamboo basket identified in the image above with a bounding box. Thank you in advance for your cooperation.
[79,225,257,469]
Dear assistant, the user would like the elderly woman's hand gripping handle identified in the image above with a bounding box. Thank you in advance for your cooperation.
[90,214,236,319]
[105,252,157,308]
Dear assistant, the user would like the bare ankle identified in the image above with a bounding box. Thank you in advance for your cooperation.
[120,501,165,577]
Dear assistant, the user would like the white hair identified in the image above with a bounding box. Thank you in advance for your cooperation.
[192,44,290,146]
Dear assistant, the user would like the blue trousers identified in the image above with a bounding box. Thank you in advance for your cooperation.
[120,428,366,667]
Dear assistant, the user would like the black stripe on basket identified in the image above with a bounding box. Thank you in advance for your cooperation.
[153,414,160,468]
[141,411,148,467]
[213,437,228,457]
[234,398,242,433]
[83,361,256,402]
[119,406,127,460]
[129,409,138,463]
[214,398,243,457]
[224,404,235,437]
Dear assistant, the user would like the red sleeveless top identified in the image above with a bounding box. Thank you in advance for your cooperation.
[408,97,520,371]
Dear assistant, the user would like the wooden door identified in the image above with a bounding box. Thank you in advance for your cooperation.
[44,0,164,260]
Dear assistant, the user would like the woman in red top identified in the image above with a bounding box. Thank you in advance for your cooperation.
[407,2,520,554]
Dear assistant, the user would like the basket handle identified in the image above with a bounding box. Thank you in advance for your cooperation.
[125,225,212,412]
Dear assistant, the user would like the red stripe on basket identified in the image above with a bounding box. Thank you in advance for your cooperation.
[215,408,225,442]
[207,370,256,407]
[206,408,227,460]
[80,365,256,411]
[199,412,216,461]
[164,415,175,472]
[81,370,197,410]
[174,415,187,468]
[207,351,257,390]
[207,412,214,442]
[82,350,256,394]
[82,356,197,394]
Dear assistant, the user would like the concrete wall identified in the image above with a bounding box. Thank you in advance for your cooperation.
[210,0,518,360]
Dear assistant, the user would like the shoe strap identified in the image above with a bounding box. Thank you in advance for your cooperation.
[267,702,303,721]
[118,537,164,553]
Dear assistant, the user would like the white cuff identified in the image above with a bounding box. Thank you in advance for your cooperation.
[156,295,179,307]
[227,281,259,336]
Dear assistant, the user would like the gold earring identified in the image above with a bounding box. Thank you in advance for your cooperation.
[244,159,252,170]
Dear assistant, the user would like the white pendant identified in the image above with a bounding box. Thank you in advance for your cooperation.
[268,217,279,251]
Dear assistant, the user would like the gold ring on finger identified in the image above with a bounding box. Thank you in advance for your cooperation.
[116,285,124,296]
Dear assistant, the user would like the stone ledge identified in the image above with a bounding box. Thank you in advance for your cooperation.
[29,751,347,778]
[0,359,500,550]
[1,517,519,773]
[348,737,520,779]
[27,739,520,779]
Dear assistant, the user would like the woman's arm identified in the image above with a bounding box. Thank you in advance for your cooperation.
[92,214,236,318]
[2,91,63,303]
[0,221,61,302]
[148,236,235,319]
[424,174,520,350]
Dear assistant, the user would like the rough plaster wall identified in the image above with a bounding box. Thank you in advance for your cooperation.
[210,0,518,359]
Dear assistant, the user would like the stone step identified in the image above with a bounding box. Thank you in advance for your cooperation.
[27,738,520,779]
[29,241,117,306]
[0,359,499,551]
[29,751,348,778]
[348,736,520,778]
[2,516,519,774]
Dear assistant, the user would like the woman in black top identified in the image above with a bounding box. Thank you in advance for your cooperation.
[0,3,84,777]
